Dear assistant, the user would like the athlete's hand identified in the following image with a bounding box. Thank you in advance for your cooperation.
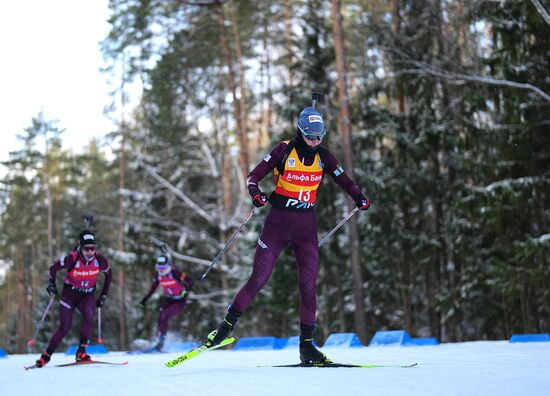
[355,193,370,211]
[46,281,58,296]
[96,293,107,308]
[252,192,268,208]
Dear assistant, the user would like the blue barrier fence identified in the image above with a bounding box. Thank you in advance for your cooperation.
[368,330,440,346]
[65,344,109,355]
[369,330,413,346]
[411,337,439,346]
[509,333,550,343]
[231,330,441,350]
[233,337,287,351]
[323,333,362,348]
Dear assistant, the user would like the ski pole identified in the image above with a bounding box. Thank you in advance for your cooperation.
[97,307,103,344]
[318,206,360,247]
[27,295,55,350]
[199,207,256,281]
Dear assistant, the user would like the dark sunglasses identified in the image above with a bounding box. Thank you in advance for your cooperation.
[303,134,323,141]
[82,245,96,252]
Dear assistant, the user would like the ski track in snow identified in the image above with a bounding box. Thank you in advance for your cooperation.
[2,340,550,396]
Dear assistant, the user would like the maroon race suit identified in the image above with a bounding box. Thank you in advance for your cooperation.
[44,250,112,355]
[234,137,363,326]
[142,267,193,335]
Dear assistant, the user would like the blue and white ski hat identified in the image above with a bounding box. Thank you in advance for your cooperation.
[155,255,170,270]
[297,107,325,139]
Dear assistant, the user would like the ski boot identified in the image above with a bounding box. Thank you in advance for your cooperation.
[153,334,166,352]
[35,351,51,368]
[206,305,241,348]
[299,324,329,364]
[75,344,92,362]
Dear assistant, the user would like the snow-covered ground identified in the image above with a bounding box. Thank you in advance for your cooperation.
[2,340,550,396]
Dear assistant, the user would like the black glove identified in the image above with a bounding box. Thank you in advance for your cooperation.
[96,293,107,308]
[355,193,370,211]
[139,298,147,307]
[46,280,58,296]
[252,192,268,208]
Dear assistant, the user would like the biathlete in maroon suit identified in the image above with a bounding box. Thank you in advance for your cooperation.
[205,105,370,364]
[35,230,112,368]
[140,255,193,351]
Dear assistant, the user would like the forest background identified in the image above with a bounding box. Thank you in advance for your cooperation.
[1,0,549,354]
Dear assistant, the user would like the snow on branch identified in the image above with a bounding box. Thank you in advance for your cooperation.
[139,160,216,225]
[388,46,550,102]
[201,141,219,178]
[225,155,248,229]
[181,0,227,5]
[148,235,212,267]
[471,175,548,193]
[530,233,550,244]
[397,61,550,103]
[531,0,550,26]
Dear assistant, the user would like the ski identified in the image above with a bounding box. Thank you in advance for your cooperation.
[165,337,235,368]
[55,360,128,367]
[24,360,128,370]
[258,362,418,369]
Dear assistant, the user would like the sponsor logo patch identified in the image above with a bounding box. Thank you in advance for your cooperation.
[263,154,271,162]
[258,239,268,249]
[71,269,100,278]
[288,158,296,168]
[333,166,344,177]
[308,115,323,123]
[285,198,315,209]
[285,172,322,183]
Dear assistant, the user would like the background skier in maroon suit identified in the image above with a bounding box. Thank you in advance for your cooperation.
[140,255,193,351]
[205,104,370,364]
[34,230,112,368]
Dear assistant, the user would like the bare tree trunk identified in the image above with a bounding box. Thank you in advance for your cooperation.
[228,0,248,154]
[392,0,406,115]
[215,1,249,179]
[118,62,128,348]
[391,0,416,334]
[42,137,54,260]
[330,0,367,344]
[214,103,232,303]
[30,239,39,349]
[16,248,25,352]
[284,0,294,85]
[260,8,274,147]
